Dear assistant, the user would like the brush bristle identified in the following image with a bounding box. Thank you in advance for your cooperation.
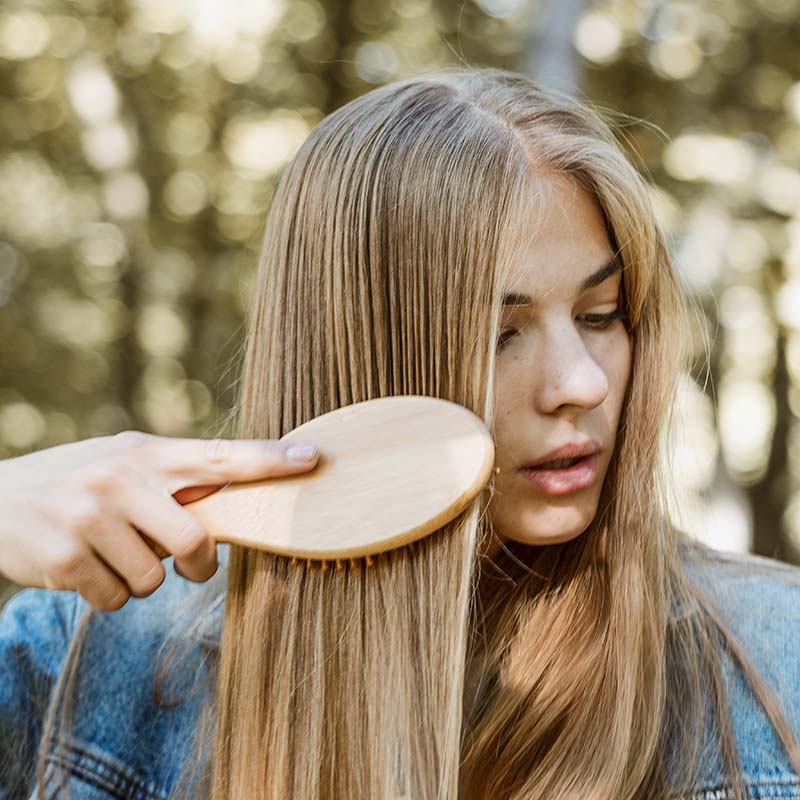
[285,547,420,570]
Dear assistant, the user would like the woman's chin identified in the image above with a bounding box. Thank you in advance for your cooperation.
[489,505,596,551]
[523,527,587,546]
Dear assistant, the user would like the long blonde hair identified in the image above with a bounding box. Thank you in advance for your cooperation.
[37,67,800,799]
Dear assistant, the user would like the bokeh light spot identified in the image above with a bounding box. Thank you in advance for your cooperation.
[757,164,800,217]
[475,0,527,19]
[222,112,309,178]
[574,12,623,64]
[0,402,46,449]
[81,122,138,171]
[67,58,119,124]
[724,226,770,273]
[216,41,263,83]
[283,0,325,44]
[103,172,150,220]
[354,41,399,83]
[0,12,51,60]
[663,134,756,184]
[165,111,212,157]
[136,304,189,357]
[650,34,703,79]
[719,379,775,481]
[786,82,800,123]
[163,170,209,217]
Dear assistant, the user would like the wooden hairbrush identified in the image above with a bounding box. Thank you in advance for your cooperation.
[158,395,496,570]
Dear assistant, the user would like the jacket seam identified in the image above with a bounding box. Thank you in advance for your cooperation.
[66,590,81,643]
[47,738,167,800]
[674,779,800,799]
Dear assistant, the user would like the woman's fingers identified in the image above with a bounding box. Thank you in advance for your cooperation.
[84,516,168,599]
[0,430,320,612]
[111,467,218,584]
[40,539,131,613]
[114,431,320,491]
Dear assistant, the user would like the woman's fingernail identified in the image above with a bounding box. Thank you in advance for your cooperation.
[286,443,318,462]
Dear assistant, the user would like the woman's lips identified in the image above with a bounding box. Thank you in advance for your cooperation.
[518,453,599,496]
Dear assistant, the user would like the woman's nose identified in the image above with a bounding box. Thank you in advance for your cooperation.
[534,326,609,414]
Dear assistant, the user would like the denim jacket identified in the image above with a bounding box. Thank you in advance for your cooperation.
[2,541,800,800]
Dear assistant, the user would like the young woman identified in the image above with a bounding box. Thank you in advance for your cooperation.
[3,66,800,800]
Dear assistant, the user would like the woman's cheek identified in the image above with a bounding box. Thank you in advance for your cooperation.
[592,327,632,397]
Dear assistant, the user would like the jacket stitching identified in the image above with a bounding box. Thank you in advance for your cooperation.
[47,738,167,800]
[673,780,800,799]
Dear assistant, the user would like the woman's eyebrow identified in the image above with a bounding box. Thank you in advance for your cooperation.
[501,254,624,308]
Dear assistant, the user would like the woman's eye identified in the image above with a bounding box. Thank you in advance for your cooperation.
[497,308,628,352]
[496,329,517,351]
[579,308,628,330]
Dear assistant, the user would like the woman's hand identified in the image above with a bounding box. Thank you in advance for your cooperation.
[0,431,319,611]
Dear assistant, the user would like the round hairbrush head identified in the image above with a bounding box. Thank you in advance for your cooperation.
[180,395,495,563]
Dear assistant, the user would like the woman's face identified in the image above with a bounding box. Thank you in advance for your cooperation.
[486,173,632,556]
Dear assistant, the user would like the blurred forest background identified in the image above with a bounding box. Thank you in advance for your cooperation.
[1,0,800,605]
